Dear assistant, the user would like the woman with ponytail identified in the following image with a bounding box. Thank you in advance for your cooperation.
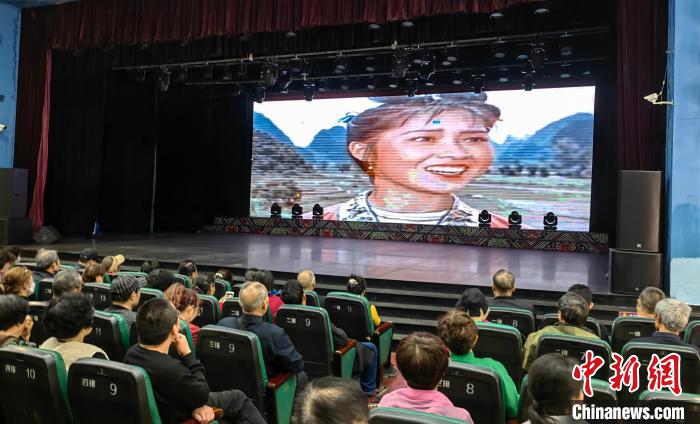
[524,353,586,424]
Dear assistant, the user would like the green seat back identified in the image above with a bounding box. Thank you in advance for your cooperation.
[221,298,244,318]
[638,390,700,421]
[214,279,232,299]
[685,321,700,350]
[621,342,700,396]
[135,288,164,311]
[369,407,469,424]
[173,273,191,288]
[535,333,611,379]
[83,282,112,310]
[179,319,195,353]
[487,306,536,338]
[28,301,51,346]
[36,278,54,301]
[439,362,503,424]
[474,321,523,387]
[193,294,221,328]
[304,290,321,307]
[324,292,374,339]
[84,311,130,361]
[611,316,656,352]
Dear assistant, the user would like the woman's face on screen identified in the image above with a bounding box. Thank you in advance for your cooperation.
[362,108,493,195]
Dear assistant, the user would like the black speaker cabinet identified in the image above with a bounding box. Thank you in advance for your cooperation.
[609,248,662,294]
[33,225,61,244]
[0,217,33,244]
[0,168,28,218]
[616,170,661,252]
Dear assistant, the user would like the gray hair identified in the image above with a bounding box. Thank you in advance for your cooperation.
[53,269,83,297]
[36,249,59,270]
[492,269,515,292]
[655,298,691,332]
[297,269,316,290]
[557,292,589,326]
[239,282,268,313]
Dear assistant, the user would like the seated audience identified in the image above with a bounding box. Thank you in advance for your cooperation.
[455,288,489,322]
[297,269,324,306]
[522,292,598,370]
[282,279,378,395]
[164,283,202,347]
[146,269,177,292]
[140,260,160,274]
[33,248,61,281]
[0,266,35,299]
[523,353,583,424]
[634,298,699,353]
[101,254,125,274]
[214,268,234,285]
[0,295,35,347]
[299,377,369,424]
[0,247,18,280]
[193,273,216,297]
[82,263,106,283]
[636,287,665,318]
[75,248,99,272]
[218,282,307,389]
[568,283,610,341]
[488,269,535,313]
[40,293,108,370]
[347,274,381,326]
[246,268,284,320]
[178,259,198,282]
[125,298,265,424]
[379,332,472,421]
[53,269,83,298]
[105,275,140,327]
[437,309,519,419]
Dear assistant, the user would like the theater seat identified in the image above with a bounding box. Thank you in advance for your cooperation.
[28,301,51,345]
[135,288,164,311]
[173,273,191,288]
[638,390,700,422]
[67,358,160,423]
[304,290,321,307]
[128,317,194,351]
[179,319,195,353]
[487,306,536,338]
[221,298,272,322]
[685,321,700,350]
[276,305,357,379]
[0,345,72,423]
[611,316,656,352]
[369,407,470,424]
[539,313,603,338]
[196,325,297,424]
[116,271,148,287]
[84,311,130,361]
[36,278,54,301]
[83,282,112,310]
[193,294,221,328]
[473,321,523,387]
[534,334,612,380]
[518,376,617,421]
[438,362,503,424]
[214,279,232,299]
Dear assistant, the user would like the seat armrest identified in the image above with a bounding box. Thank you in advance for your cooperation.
[373,321,393,336]
[267,371,294,390]
[334,339,357,356]
[334,339,358,379]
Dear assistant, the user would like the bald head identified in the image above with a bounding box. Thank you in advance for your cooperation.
[239,282,269,315]
[297,270,316,291]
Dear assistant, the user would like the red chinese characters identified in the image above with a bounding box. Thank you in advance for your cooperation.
[572,351,605,397]
[608,353,641,392]
[647,353,682,395]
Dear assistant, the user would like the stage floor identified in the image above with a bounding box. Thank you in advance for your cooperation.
[17,232,611,294]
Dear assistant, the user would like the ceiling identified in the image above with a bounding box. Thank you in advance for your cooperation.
[0,0,79,8]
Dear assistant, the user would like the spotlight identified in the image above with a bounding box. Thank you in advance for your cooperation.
[285,31,297,39]
[303,83,315,101]
[335,54,348,72]
[478,210,492,228]
[560,71,571,79]
[261,62,279,86]
[508,211,522,230]
[424,79,434,87]
[418,55,436,80]
[366,77,376,90]
[401,20,414,28]
[529,46,546,70]
[254,86,266,103]
[368,23,382,30]
[560,32,573,57]
[490,10,504,19]
[406,77,418,97]
[543,212,558,231]
[388,76,399,89]
[365,56,377,73]
[392,48,409,79]
[221,66,233,81]
[291,203,303,219]
[135,68,146,83]
[522,73,534,91]
[203,65,214,80]
[532,1,549,14]
[312,204,324,217]
[270,203,282,218]
[471,73,486,94]
[497,67,510,83]
[157,68,171,92]
[451,72,464,85]
[492,39,507,59]
[340,78,350,91]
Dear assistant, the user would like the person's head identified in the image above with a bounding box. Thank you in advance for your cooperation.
[192,274,215,296]
[139,260,160,274]
[297,269,316,291]
[299,377,369,424]
[177,260,197,281]
[135,298,179,347]
[654,298,691,334]
[53,269,83,298]
[455,288,489,321]
[0,295,31,337]
[557,292,589,326]
[243,268,260,283]
[146,269,176,292]
[281,279,305,305]
[214,268,233,284]
[78,248,99,266]
[110,275,141,310]
[637,287,665,318]
[347,94,500,197]
[568,283,594,310]
[101,255,125,273]
[0,266,34,298]
[492,269,516,296]
[36,249,60,274]
[346,274,368,296]
[395,332,450,390]
[0,248,17,272]
[527,354,583,424]
[81,263,106,283]
[239,282,269,316]
[164,283,200,323]
[437,309,478,355]
[43,293,94,341]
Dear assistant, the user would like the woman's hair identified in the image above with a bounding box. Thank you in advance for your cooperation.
[43,293,94,340]
[192,273,214,295]
[526,353,582,424]
[214,268,233,283]
[0,267,32,295]
[0,248,17,268]
[164,283,200,312]
[347,94,501,178]
[82,263,106,283]
[346,274,367,295]
[395,332,449,390]
[0,295,30,331]
[140,260,160,274]
[437,309,478,355]
[101,255,123,273]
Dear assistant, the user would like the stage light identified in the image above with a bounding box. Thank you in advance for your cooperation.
[303,83,315,101]
[406,77,418,97]
[401,20,414,28]
[392,48,409,79]
[221,66,233,81]
[418,55,436,80]
[441,47,458,66]
[365,56,377,73]
[522,73,535,91]
[285,31,296,39]
[529,46,546,70]
[532,1,549,15]
[203,65,214,80]
[492,39,507,59]
[135,68,146,83]
[270,203,282,218]
[254,86,266,103]
[291,203,303,219]
[478,210,492,228]
[335,54,348,72]
[424,79,434,87]
[498,67,510,83]
[543,212,558,231]
[490,10,504,19]
[261,62,279,86]
[158,68,171,92]
[560,71,571,79]
[508,211,522,230]
[388,76,399,88]
[313,204,324,217]
[368,23,382,30]
[340,78,350,91]
[471,73,486,94]
[451,72,464,85]
[366,77,376,90]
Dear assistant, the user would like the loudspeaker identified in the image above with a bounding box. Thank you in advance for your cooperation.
[33,225,61,244]
[0,217,33,244]
[0,168,28,217]
[609,248,662,294]
[616,170,661,252]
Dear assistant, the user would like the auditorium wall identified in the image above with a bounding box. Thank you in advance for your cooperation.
[0,3,20,168]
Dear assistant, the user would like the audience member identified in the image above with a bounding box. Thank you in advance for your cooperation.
[299,377,369,424]
[214,268,234,285]
[347,274,381,326]
[522,292,598,370]
[146,269,177,292]
[178,259,198,283]
[193,273,216,297]
[218,282,307,390]
[298,269,324,306]
[82,263,106,283]
[102,254,125,273]
[455,288,489,322]
[0,266,35,299]
[437,309,519,418]
[567,283,609,341]
[636,287,665,318]
[379,332,472,421]
[0,247,18,280]
[164,283,202,346]
[246,269,284,320]
[34,249,61,280]
[488,269,534,313]
[523,354,584,424]
[634,298,699,353]
[105,275,140,327]
[40,293,108,370]
[0,295,35,347]
[76,248,100,271]
[124,298,265,424]
[140,260,160,274]
[53,269,83,298]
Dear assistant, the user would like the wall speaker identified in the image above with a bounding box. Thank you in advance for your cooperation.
[609,248,662,294]
[33,225,61,244]
[0,168,28,218]
[616,170,661,252]
[0,217,32,244]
